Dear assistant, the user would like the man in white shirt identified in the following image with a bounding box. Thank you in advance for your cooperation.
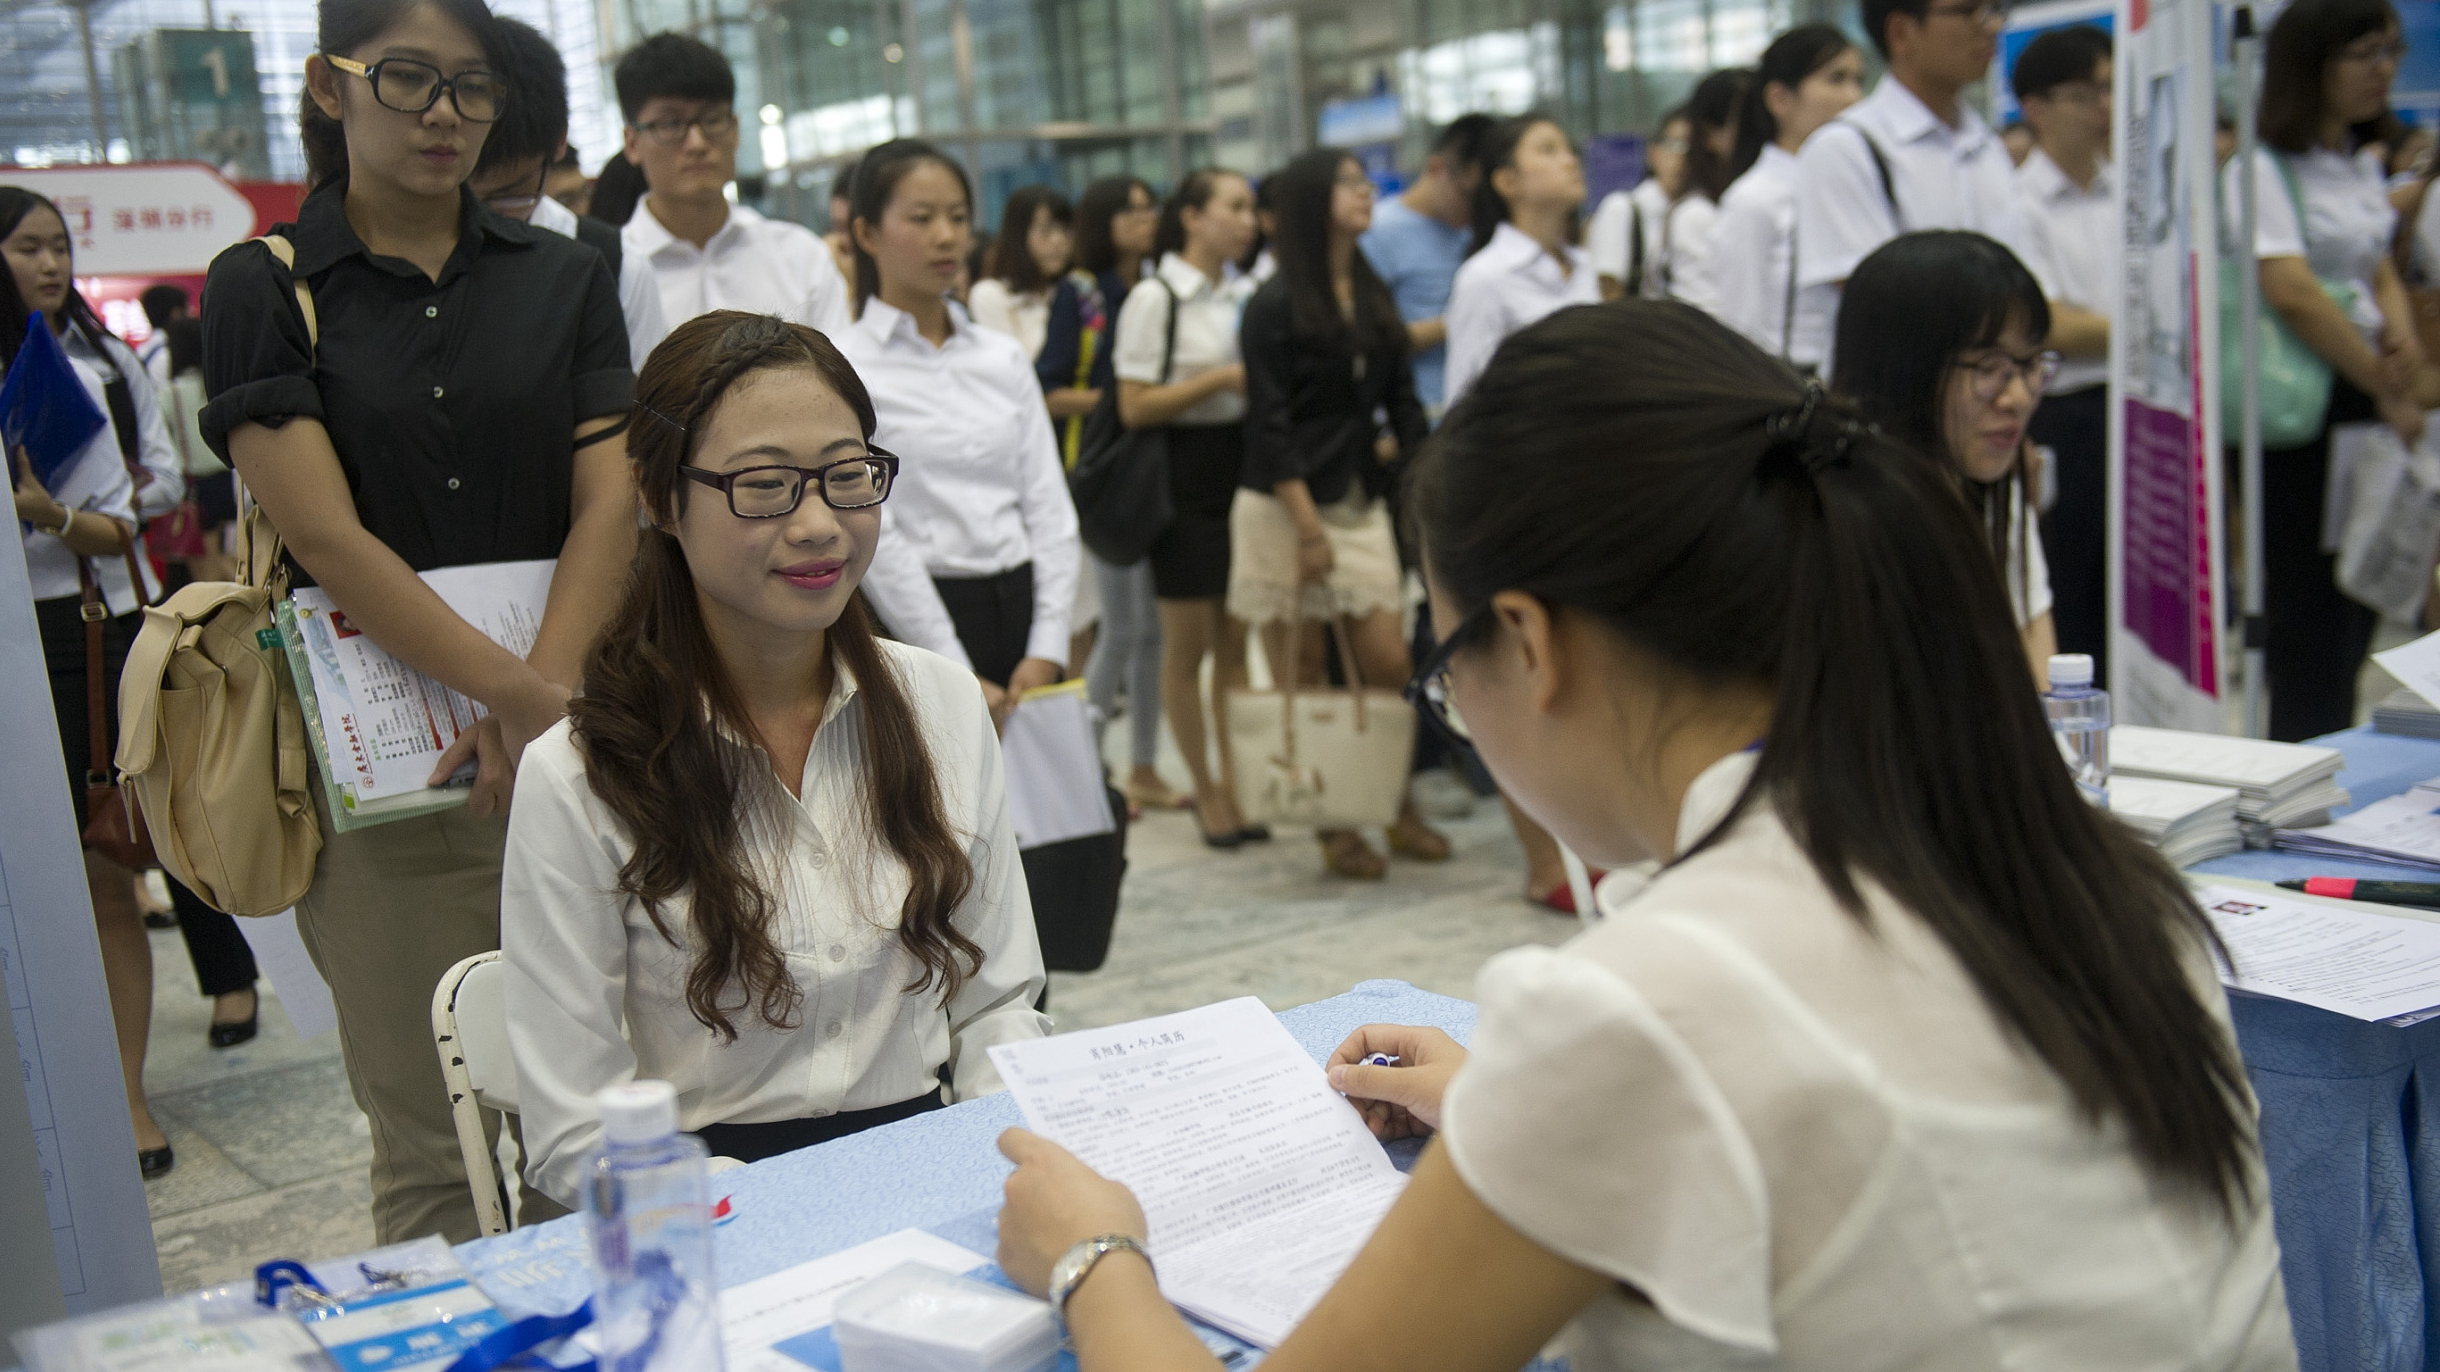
[2011,23,2117,675]
[465,18,669,370]
[1793,0,2055,368]
[616,33,852,338]
[612,33,968,669]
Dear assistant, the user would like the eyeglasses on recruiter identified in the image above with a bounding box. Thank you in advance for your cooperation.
[678,451,901,518]
[324,55,506,123]
[632,109,741,146]
[1405,606,1494,744]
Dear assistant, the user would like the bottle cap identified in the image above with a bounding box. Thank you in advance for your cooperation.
[2047,653,2094,687]
[597,1079,679,1146]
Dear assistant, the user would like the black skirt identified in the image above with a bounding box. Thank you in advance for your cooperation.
[1148,423,1242,601]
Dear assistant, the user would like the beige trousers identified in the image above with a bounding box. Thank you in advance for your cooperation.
[292,781,567,1243]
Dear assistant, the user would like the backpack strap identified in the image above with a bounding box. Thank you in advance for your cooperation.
[1843,123,1903,229]
[247,234,319,350]
[1156,276,1180,385]
[1626,200,1646,297]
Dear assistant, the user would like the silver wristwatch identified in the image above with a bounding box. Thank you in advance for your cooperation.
[1046,1233,1153,1323]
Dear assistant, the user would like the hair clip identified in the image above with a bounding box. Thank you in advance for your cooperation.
[639,401,688,433]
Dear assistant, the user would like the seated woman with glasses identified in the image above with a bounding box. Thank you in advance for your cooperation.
[501,312,1052,1208]
[1831,230,2063,678]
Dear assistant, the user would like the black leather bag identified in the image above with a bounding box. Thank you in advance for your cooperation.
[1019,785,1130,972]
[1067,278,1177,566]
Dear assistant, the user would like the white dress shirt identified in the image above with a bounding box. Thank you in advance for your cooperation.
[18,326,180,609]
[1443,221,1601,407]
[1795,78,2033,368]
[1441,749,2295,1372]
[2013,148,2116,394]
[966,279,1052,359]
[503,641,1053,1206]
[1652,195,1719,307]
[837,297,1082,667]
[1705,144,1803,357]
[532,193,670,370]
[2227,146,2395,340]
[1113,253,1248,426]
[624,199,854,341]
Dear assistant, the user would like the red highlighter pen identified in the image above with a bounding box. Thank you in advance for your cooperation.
[2278,877,2440,910]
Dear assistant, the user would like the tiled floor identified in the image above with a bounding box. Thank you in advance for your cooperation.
[136,737,1577,1293]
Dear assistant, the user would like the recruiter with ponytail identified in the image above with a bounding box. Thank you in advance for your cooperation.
[503,312,1048,1207]
[994,301,2293,1372]
[200,0,638,1241]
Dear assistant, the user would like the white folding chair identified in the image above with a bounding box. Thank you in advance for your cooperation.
[432,951,522,1237]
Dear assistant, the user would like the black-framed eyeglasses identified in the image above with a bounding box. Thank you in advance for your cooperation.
[324,54,506,123]
[1954,349,2063,401]
[1925,0,2007,26]
[631,109,740,146]
[1404,606,1493,743]
[679,451,900,518]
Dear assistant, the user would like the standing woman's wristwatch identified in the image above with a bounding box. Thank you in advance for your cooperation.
[1047,1234,1154,1324]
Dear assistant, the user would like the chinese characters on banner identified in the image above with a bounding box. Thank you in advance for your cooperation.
[6,163,256,277]
[2109,0,2225,728]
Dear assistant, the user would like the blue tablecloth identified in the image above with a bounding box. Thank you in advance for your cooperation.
[2191,727,2440,1372]
[455,979,1479,1354]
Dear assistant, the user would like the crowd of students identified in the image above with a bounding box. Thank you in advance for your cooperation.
[3,0,2427,1355]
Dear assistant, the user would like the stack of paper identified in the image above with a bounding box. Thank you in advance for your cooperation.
[2196,883,2440,1025]
[988,997,1408,1350]
[2108,777,2244,867]
[2274,778,2440,872]
[2374,688,2440,740]
[2111,726,2350,830]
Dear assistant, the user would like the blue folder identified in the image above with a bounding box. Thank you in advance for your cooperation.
[0,311,107,489]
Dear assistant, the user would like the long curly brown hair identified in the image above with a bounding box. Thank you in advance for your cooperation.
[572,311,981,1042]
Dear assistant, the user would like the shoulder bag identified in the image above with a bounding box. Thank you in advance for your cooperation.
[116,234,324,915]
[2220,152,2356,449]
[1067,278,1177,566]
[1225,618,1417,829]
[77,529,156,870]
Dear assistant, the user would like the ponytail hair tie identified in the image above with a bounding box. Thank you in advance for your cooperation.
[1765,381,1860,475]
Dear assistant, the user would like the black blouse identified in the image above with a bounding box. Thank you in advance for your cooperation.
[199,178,632,577]
[1239,276,1428,506]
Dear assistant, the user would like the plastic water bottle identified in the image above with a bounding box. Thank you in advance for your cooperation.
[586,1080,724,1372]
[2043,653,2111,809]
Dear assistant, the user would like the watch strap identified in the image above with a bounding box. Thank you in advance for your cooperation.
[1048,1233,1153,1323]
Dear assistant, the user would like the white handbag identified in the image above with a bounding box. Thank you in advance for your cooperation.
[1225,618,1417,829]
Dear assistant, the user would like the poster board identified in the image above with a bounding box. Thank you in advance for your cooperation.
[2108,0,2226,727]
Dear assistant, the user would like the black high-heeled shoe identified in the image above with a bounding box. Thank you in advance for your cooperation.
[139,1143,175,1180]
[209,986,259,1049]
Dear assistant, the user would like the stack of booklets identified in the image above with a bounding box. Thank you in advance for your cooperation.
[2275,777,2440,872]
[2106,777,2244,867]
[2110,727,2351,832]
[2374,688,2440,740]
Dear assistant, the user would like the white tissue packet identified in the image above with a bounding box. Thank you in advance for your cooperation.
[832,1263,1059,1372]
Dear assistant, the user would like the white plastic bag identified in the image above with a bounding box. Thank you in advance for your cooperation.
[2335,422,2440,623]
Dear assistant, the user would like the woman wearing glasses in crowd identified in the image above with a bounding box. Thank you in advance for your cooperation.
[996,301,2293,1372]
[503,312,1049,1207]
[1831,231,2060,676]
[199,0,637,1242]
[2229,0,2429,740]
[835,141,1082,725]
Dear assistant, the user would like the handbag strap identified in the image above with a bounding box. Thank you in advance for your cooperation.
[77,559,111,788]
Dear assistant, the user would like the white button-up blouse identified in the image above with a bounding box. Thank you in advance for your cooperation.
[502,640,1052,1205]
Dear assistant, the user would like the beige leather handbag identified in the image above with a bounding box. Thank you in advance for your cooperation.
[114,235,323,915]
[1225,618,1417,829]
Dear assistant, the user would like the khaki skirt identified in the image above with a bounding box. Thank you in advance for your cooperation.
[1226,487,1404,626]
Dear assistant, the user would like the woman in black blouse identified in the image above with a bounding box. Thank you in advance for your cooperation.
[1236,148,1449,878]
[199,0,636,1243]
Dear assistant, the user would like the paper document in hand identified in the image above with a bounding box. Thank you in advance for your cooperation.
[2197,883,2440,1022]
[281,560,554,826]
[987,996,1406,1348]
